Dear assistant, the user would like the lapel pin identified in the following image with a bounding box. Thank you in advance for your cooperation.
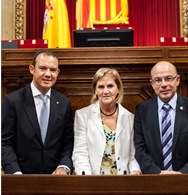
[180,106,183,110]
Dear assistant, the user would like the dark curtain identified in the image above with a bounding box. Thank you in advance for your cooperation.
[66,0,76,46]
[26,0,180,46]
[26,0,45,39]
[128,0,180,46]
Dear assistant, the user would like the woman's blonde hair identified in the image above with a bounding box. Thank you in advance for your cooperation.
[91,68,124,104]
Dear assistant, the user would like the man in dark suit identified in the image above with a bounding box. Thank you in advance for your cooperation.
[1,50,74,175]
[134,61,188,174]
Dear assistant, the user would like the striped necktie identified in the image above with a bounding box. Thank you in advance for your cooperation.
[39,94,49,143]
[161,103,172,170]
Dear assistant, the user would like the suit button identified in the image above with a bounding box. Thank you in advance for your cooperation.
[40,170,44,174]
[117,157,120,160]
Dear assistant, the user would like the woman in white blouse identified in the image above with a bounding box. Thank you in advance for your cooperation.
[72,68,141,175]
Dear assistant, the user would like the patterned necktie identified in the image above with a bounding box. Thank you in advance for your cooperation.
[161,103,172,170]
[39,94,49,143]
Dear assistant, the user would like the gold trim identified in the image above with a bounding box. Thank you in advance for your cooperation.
[15,0,26,39]
[181,0,188,37]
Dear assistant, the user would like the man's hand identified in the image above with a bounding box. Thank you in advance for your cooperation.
[160,170,182,175]
[130,170,142,175]
[52,167,68,175]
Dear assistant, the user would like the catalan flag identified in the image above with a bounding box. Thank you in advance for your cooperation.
[43,0,71,48]
[76,0,129,30]
[76,0,93,29]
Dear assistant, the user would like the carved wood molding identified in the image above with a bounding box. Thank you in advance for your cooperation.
[2,47,188,114]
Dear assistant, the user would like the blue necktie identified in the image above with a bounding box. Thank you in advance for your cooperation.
[39,94,49,143]
[161,104,172,170]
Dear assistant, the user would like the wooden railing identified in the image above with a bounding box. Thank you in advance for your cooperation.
[2,174,188,195]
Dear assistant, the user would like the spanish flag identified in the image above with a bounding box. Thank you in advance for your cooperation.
[76,0,129,30]
[43,0,71,48]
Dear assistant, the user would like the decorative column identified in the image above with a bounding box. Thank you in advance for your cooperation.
[15,0,26,39]
[180,0,188,37]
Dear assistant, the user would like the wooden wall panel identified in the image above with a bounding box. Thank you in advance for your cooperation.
[2,46,188,115]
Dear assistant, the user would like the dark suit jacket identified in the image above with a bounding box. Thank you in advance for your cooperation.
[1,84,74,174]
[134,94,188,174]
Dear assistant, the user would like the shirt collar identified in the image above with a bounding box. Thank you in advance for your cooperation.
[158,93,177,111]
[31,81,51,98]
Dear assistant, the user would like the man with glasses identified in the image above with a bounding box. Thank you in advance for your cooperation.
[134,61,188,174]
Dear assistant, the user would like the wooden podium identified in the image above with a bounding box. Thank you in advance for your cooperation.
[2,174,188,195]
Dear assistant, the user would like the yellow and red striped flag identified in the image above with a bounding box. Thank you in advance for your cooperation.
[76,0,93,29]
[76,0,129,30]
[43,0,71,48]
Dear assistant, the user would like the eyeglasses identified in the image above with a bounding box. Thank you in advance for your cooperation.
[151,75,178,86]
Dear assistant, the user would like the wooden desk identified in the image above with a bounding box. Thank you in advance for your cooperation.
[2,174,188,195]
[2,46,188,114]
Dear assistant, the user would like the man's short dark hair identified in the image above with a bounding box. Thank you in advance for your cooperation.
[32,50,58,66]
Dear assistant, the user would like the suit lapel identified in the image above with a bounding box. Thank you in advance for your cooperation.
[21,85,42,143]
[44,90,60,145]
[149,99,163,154]
[91,102,104,135]
[172,96,184,151]
[116,104,124,139]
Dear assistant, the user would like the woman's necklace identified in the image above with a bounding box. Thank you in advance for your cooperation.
[100,105,117,117]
